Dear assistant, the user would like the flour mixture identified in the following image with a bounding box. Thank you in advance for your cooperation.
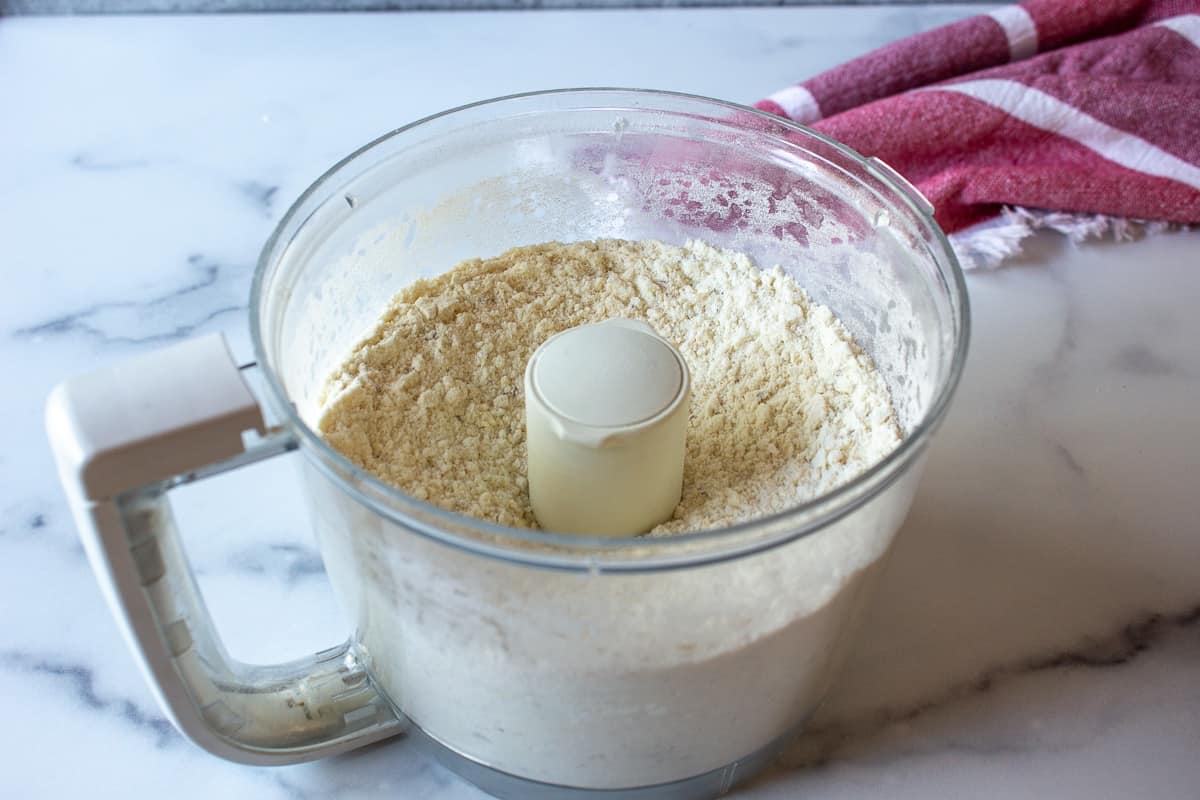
[318,239,900,533]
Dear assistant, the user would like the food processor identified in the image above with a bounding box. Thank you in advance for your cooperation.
[46,89,968,799]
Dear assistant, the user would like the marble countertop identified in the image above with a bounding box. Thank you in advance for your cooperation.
[4,6,1199,798]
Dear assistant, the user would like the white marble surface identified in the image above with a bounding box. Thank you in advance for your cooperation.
[3,6,1199,798]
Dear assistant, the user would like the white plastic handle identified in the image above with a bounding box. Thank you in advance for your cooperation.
[46,334,404,765]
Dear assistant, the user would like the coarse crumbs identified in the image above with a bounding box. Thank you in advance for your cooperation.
[318,239,901,535]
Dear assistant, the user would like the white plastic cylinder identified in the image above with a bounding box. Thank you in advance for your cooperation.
[524,318,691,537]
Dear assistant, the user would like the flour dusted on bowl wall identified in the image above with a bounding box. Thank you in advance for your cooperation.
[317,238,902,535]
[309,236,907,786]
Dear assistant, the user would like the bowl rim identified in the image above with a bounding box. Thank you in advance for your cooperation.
[250,87,971,572]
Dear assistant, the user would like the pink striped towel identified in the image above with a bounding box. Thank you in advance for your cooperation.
[756,0,1200,267]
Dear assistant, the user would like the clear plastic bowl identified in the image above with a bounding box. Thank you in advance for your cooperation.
[253,88,969,797]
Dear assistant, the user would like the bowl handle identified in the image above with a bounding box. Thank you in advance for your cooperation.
[45,334,404,765]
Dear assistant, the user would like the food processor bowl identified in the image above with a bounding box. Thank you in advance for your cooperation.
[50,89,968,799]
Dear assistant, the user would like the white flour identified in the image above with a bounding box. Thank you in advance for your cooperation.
[318,238,900,534]
[309,237,908,788]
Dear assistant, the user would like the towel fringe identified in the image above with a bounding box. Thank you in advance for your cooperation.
[950,208,1178,269]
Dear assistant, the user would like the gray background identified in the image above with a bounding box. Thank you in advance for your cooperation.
[4,0,990,14]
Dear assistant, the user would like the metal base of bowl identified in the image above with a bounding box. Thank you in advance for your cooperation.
[411,719,799,800]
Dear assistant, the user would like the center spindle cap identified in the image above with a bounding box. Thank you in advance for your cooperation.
[524,318,691,537]
[531,319,684,429]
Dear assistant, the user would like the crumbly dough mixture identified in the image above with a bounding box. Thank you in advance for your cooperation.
[318,239,900,535]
